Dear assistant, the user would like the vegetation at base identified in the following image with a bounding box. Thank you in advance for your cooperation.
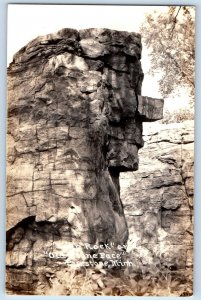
[44,262,193,296]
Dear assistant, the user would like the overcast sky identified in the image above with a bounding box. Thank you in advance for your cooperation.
[7,5,191,111]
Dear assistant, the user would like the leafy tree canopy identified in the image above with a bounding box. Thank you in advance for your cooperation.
[140,6,195,99]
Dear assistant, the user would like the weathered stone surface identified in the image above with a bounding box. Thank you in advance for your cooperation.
[137,95,164,121]
[120,120,194,271]
[6,28,164,295]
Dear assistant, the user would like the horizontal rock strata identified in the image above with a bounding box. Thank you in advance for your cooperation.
[6,28,164,295]
[120,120,194,272]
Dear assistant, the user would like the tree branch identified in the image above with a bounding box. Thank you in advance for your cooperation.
[170,6,182,38]
[158,40,194,87]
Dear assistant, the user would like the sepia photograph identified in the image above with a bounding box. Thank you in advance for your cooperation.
[6,4,195,296]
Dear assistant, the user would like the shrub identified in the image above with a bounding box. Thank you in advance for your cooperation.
[161,108,194,124]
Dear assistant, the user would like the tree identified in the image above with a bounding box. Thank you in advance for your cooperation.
[140,6,195,99]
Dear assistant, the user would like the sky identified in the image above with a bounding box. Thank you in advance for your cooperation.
[7,4,191,112]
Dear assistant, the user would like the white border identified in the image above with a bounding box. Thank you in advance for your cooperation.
[1,1,200,299]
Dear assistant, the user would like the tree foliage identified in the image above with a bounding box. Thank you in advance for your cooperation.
[140,6,195,98]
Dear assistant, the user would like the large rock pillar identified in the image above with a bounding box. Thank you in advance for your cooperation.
[6,28,164,294]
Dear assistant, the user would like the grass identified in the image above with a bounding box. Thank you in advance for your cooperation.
[45,263,193,296]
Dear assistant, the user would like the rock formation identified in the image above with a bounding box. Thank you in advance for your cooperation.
[6,28,164,295]
[121,120,194,272]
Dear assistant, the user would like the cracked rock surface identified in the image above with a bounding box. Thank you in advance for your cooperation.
[6,28,164,295]
[121,120,194,271]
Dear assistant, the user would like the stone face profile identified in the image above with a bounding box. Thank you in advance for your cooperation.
[6,28,164,294]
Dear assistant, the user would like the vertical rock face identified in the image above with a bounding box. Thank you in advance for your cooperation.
[121,121,194,271]
[6,28,164,294]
